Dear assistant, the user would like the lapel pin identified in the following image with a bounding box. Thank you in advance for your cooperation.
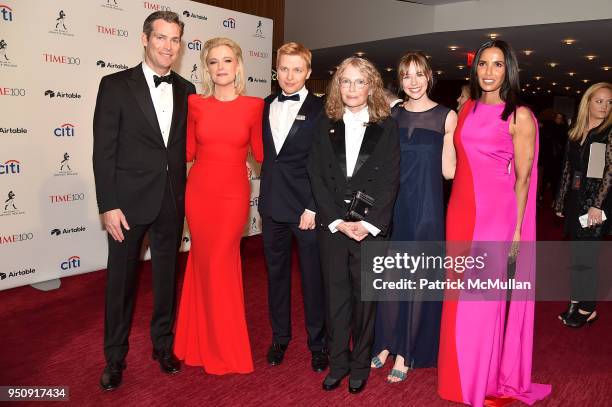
[296,115,306,121]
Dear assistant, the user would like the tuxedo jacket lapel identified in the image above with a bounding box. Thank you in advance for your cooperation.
[329,120,347,179]
[277,93,317,156]
[352,122,383,177]
[263,100,276,158]
[127,64,164,146]
[167,71,186,147]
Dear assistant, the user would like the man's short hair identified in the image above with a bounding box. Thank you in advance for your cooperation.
[143,11,184,39]
[276,42,312,69]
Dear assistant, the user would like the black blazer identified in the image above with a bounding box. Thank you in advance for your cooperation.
[93,64,196,224]
[258,92,325,223]
[307,116,400,236]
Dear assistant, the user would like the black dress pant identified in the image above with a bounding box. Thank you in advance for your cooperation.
[262,215,325,351]
[104,181,182,364]
[317,228,377,381]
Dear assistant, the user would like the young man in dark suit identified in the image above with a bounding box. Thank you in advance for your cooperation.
[92,11,196,390]
[259,42,328,372]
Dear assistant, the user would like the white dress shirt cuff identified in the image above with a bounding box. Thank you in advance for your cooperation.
[304,209,316,215]
[328,219,343,233]
[360,221,380,237]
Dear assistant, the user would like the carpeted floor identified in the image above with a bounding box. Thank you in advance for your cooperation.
[1,204,611,406]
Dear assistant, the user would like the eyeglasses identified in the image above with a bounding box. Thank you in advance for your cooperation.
[339,78,368,90]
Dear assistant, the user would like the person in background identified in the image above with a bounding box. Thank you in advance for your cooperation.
[554,81,612,328]
[259,42,328,372]
[308,57,399,394]
[456,84,470,112]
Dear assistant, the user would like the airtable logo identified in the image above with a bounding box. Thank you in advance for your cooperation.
[44,90,82,100]
[97,60,128,70]
[1,4,13,22]
[54,123,75,137]
[182,10,207,21]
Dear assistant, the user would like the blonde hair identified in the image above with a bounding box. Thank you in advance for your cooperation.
[276,42,312,69]
[569,82,612,141]
[397,51,433,95]
[200,37,245,97]
[325,57,389,123]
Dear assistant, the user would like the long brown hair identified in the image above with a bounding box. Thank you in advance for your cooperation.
[397,51,434,95]
[325,57,389,123]
[568,82,612,142]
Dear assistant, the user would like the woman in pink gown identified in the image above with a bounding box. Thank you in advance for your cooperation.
[438,40,551,406]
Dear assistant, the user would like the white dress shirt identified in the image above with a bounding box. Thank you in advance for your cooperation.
[328,107,380,237]
[142,61,173,147]
[269,86,308,154]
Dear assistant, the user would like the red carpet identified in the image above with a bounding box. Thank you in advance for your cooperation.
[1,205,611,406]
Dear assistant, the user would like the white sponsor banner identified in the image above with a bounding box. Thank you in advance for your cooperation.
[0,0,272,290]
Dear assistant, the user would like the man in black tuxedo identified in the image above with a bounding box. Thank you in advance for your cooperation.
[259,42,327,371]
[92,11,196,391]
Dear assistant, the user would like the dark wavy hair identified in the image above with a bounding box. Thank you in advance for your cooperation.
[469,39,521,121]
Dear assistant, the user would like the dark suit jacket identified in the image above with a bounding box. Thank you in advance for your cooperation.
[307,116,400,236]
[258,92,325,223]
[93,64,196,225]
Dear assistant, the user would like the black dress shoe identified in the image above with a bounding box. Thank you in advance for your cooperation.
[267,343,288,366]
[563,309,598,328]
[311,350,329,372]
[100,362,125,391]
[558,302,579,321]
[322,373,347,391]
[348,378,367,394]
[152,350,181,374]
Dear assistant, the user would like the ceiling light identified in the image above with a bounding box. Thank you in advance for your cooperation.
[525,84,530,87]
[436,70,443,75]
[534,76,542,80]
[547,90,551,93]
[548,62,558,68]
[576,90,581,94]
[464,77,469,81]
[582,79,589,83]
[563,39,575,45]
[551,82,557,86]
[385,67,393,72]
[568,72,575,76]
[355,51,365,57]
[457,65,465,70]
[521,88,525,92]
[565,86,571,90]
[426,55,432,59]
[489,33,499,39]
[328,70,334,75]
[603,66,611,71]
[532,91,536,94]
[585,55,596,61]
[523,50,533,56]
[449,46,459,51]
[537,87,541,90]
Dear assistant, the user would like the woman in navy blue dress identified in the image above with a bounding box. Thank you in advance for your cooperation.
[372,51,457,382]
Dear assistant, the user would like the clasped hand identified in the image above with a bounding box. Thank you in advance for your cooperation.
[337,221,369,242]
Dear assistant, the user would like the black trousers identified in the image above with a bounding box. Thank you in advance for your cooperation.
[104,181,182,364]
[262,215,325,351]
[317,228,377,381]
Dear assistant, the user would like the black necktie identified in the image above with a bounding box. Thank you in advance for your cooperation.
[153,74,173,87]
[278,93,300,102]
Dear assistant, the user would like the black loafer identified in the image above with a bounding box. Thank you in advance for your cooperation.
[100,361,125,391]
[322,373,347,391]
[267,343,288,366]
[311,350,329,372]
[152,350,181,374]
[348,378,367,394]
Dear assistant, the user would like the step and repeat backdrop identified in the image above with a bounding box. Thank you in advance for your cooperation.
[0,0,272,290]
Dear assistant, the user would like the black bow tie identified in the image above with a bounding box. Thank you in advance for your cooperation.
[153,74,173,87]
[278,93,300,102]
